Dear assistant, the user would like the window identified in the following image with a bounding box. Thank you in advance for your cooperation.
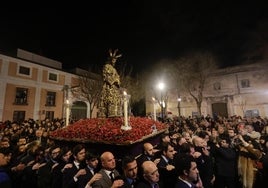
[241,79,250,88]
[18,66,31,76]
[245,109,259,118]
[13,111,25,122]
[46,111,54,120]
[48,72,58,82]
[213,82,221,90]
[46,91,56,106]
[192,111,199,117]
[15,88,28,105]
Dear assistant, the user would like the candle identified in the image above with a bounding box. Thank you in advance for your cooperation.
[152,97,156,121]
[153,103,156,121]
[66,100,70,126]
[123,91,128,127]
[121,91,131,130]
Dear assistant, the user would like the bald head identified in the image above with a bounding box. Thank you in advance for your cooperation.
[143,142,154,156]
[142,161,159,183]
[142,161,156,174]
[144,142,153,150]
[101,151,111,161]
[100,151,116,170]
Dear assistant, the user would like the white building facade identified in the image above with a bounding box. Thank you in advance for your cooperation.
[146,61,268,118]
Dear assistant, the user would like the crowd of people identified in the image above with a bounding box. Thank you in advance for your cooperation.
[0,115,268,188]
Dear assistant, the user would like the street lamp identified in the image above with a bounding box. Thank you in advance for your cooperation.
[158,82,165,122]
[177,97,181,117]
[158,82,165,91]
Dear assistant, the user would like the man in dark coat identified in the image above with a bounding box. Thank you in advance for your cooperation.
[157,143,177,188]
[92,151,124,188]
[0,148,12,188]
[62,144,86,188]
[121,155,140,188]
[174,154,202,188]
[136,142,160,180]
[78,151,102,188]
[136,161,163,188]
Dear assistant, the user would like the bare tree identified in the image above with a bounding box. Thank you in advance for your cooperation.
[118,61,144,108]
[71,72,102,118]
[172,51,219,116]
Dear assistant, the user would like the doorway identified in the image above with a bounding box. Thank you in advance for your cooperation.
[212,103,228,118]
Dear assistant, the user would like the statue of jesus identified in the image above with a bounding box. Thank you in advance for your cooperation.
[98,49,122,117]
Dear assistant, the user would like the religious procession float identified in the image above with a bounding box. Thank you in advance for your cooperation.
[49,49,168,157]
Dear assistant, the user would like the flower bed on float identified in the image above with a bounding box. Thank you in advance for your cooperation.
[49,117,168,145]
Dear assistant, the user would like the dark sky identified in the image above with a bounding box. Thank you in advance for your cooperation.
[1,1,268,74]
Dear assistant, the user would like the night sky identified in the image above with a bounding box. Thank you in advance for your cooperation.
[1,1,268,74]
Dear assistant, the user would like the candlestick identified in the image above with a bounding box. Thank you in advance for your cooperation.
[66,100,70,126]
[152,97,156,121]
[121,91,131,130]
[124,92,128,126]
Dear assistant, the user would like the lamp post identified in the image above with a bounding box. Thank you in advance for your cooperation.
[158,82,165,122]
[177,97,181,117]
